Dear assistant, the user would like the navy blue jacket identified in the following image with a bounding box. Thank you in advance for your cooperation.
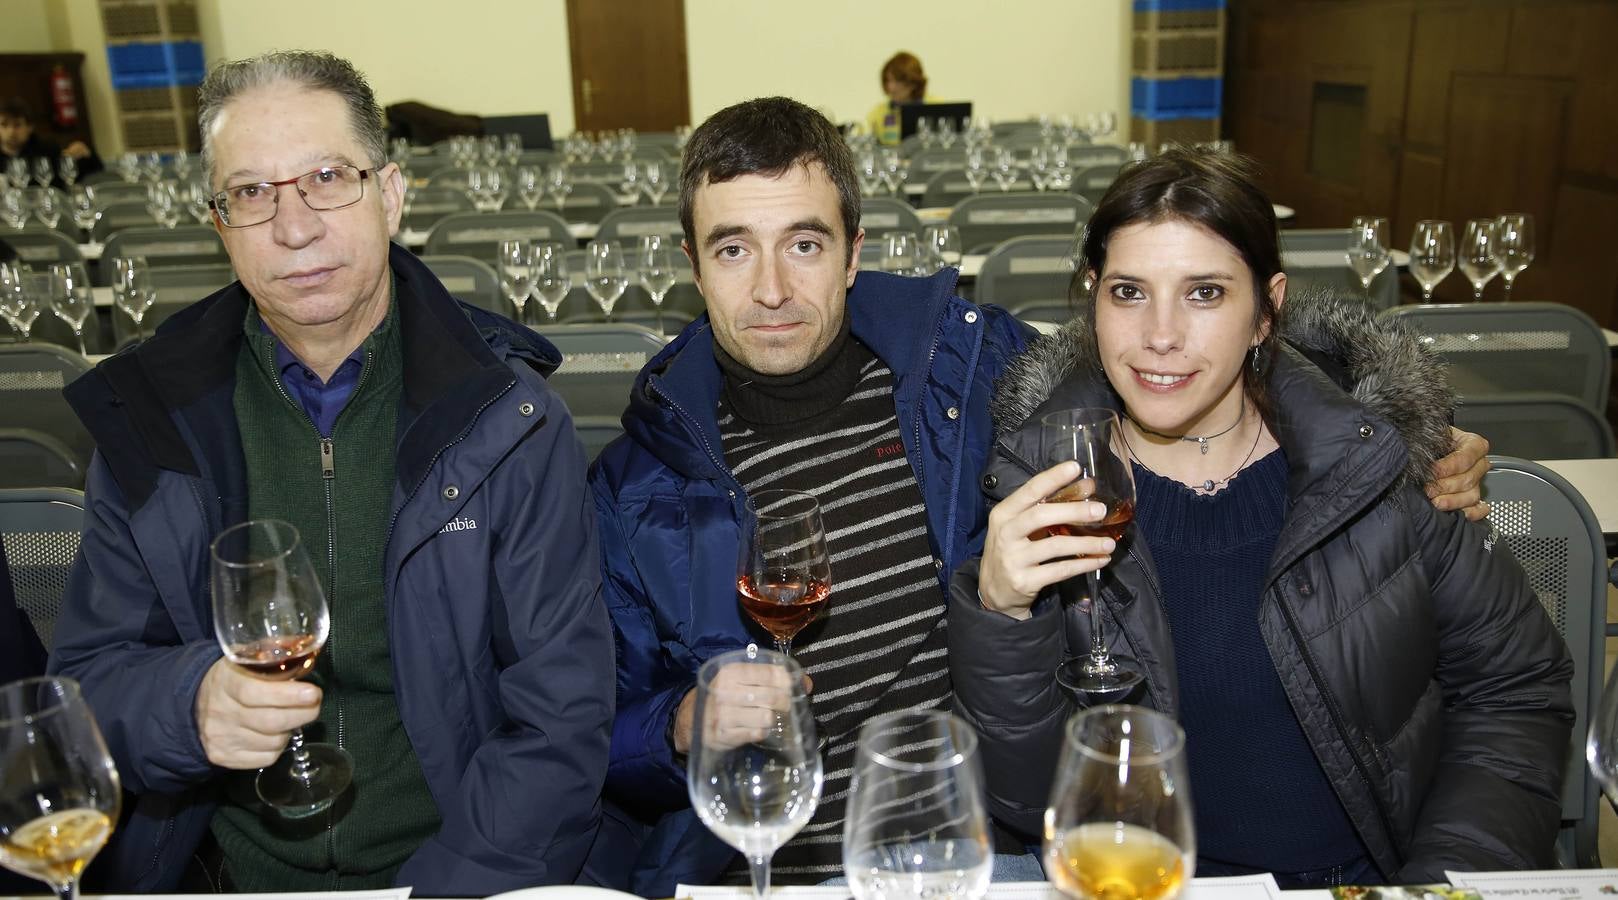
[50,245,615,894]
[588,269,1031,895]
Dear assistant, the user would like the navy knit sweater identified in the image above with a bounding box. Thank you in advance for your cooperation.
[1134,448,1368,876]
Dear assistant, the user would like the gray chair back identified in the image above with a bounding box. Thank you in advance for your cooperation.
[0,486,87,649]
[537,323,665,422]
[0,345,95,470]
[402,186,475,234]
[555,250,702,332]
[90,201,160,241]
[112,262,235,347]
[423,211,574,263]
[859,198,924,242]
[557,182,621,225]
[425,166,476,191]
[596,207,683,249]
[905,149,966,185]
[1065,145,1127,169]
[1480,456,1606,867]
[920,171,985,209]
[102,225,228,274]
[420,255,508,317]
[87,181,154,207]
[0,228,84,267]
[0,428,83,488]
[572,414,625,463]
[976,235,1078,323]
[1452,393,1615,460]
[1280,228,1398,312]
[1380,302,1611,411]
[947,192,1090,256]
[1072,162,1123,206]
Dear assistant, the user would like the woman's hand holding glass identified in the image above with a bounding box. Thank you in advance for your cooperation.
[978,461,1117,620]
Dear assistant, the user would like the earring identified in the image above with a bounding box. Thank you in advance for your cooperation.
[1250,345,1263,373]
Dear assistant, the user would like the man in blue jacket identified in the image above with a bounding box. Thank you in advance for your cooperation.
[49,50,613,893]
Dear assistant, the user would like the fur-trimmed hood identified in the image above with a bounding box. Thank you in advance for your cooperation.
[987,286,1456,488]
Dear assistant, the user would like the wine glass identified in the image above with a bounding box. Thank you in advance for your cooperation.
[0,261,43,341]
[546,164,574,211]
[32,188,62,230]
[503,133,524,167]
[1345,216,1390,303]
[67,185,98,239]
[857,150,885,198]
[514,166,545,211]
[531,241,571,323]
[992,148,1017,192]
[922,225,963,271]
[1409,220,1454,302]
[146,181,181,229]
[170,150,194,182]
[465,165,506,213]
[1,188,28,229]
[58,155,78,187]
[1029,145,1052,192]
[111,256,155,341]
[47,263,92,355]
[736,489,831,656]
[0,676,122,900]
[1044,705,1194,900]
[210,518,353,818]
[638,234,678,337]
[963,146,989,194]
[1042,408,1142,700]
[584,240,628,322]
[139,153,163,183]
[688,645,822,900]
[114,153,139,183]
[1494,213,1534,302]
[883,231,923,277]
[32,156,54,188]
[643,160,668,206]
[497,239,535,324]
[843,710,992,900]
[181,181,212,225]
[1457,218,1501,302]
[6,157,29,189]
[619,160,643,200]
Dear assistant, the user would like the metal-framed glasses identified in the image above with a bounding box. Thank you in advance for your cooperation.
[209,165,375,227]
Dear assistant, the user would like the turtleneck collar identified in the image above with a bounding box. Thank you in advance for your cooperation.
[713,314,872,432]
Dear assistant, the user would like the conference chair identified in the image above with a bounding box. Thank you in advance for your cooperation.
[1065,145,1128,169]
[948,192,1091,256]
[0,344,94,470]
[1072,162,1122,207]
[1280,228,1398,311]
[420,255,508,317]
[100,226,228,282]
[423,210,574,264]
[1453,393,1615,460]
[0,428,83,489]
[557,182,621,226]
[975,235,1078,325]
[89,201,160,242]
[859,198,925,243]
[0,486,87,649]
[596,207,683,250]
[86,181,155,207]
[555,250,701,333]
[111,262,236,348]
[401,186,475,234]
[1381,302,1610,412]
[905,149,966,186]
[1480,457,1606,867]
[920,170,987,209]
[537,323,666,423]
[0,228,83,268]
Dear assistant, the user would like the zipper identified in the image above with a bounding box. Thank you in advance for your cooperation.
[646,376,744,499]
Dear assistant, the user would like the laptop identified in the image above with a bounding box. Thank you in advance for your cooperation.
[899,102,973,140]
[482,113,554,151]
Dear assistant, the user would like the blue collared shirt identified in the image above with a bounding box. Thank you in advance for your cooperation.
[273,338,365,439]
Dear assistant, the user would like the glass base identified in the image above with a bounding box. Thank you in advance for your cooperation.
[1055,656,1144,704]
[256,743,354,819]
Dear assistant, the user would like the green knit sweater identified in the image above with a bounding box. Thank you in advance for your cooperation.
[212,295,441,890]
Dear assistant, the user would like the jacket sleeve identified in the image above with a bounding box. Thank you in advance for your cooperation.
[590,462,694,812]
[947,556,1072,840]
[397,399,616,892]
[1394,492,1575,881]
[48,454,221,796]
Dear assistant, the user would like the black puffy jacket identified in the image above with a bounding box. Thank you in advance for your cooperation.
[947,294,1574,881]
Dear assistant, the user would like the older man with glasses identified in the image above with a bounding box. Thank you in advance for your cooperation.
[49,50,615,894]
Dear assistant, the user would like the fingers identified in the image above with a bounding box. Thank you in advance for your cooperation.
[195,658,323,770]
[990,462,1083,526]
[1429,427,1490,481]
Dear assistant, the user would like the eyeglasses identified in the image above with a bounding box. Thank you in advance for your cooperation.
[209,164,375,228]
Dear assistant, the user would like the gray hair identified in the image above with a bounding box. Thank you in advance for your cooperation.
[197,50,387,186]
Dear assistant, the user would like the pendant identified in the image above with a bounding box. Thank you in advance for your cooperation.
[1198,437,1210,455]
[1203,479,1216,492]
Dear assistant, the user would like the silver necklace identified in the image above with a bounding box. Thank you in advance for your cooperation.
[1127,398,1245,455]
[1123,413,1265,494]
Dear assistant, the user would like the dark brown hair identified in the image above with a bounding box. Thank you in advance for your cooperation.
[0,97,34,122]
[1075,146,1284,414]
[678,97,861,274]
[880,52,927,102]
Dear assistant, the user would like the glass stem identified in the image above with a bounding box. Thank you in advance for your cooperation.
[1086,569,1112,672]
[286,726,316,784]
[52,876,80,900]
[775,636,792,656]
[747,853,772,900]
[1474,286,1484,302]
[1503,276,1514,302]
[654,299,664,337]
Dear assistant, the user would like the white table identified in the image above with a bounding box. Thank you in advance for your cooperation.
[1539,458,1618,536]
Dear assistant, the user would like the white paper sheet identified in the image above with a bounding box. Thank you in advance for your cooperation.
[1447,869,1618,899]
[677,873,1282,900]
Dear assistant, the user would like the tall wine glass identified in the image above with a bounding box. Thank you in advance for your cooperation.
[638,234,678,337]
[0,677,122,900]
[515,165,545,211]
[32,188,62,230]
[1,188,28,229]
[211,519,353,818]
[58,155,78,187]
[1587,660,1618,815]
[883,231,923,276]
[111,256,155,341]
[1042,409,1141,700]
[67,185,98,239]
[47,263,92,355]
[546,164,573,211]
[6,157,29,189]
[1345,216,1390,303]
[32,156,54,188]
[0,263,42,340]
[1409,220,1454,302]
[498,239,535,324]
[531,241,570,323]
[1457,218,1500,302]
[688,645,822,900]
[844,710,992,900]
[922,225,963,271]
[1045,705,1194,900]
[584,240,628,322]
[737,489,831,656]
[1494,213,1534,302]
[643,160,668,206]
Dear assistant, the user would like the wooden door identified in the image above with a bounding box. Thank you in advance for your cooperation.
[565,0,690,132]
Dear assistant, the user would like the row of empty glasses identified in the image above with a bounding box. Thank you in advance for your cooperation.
[886,110,1121,152]
[1350,214,1535,302]
[0,261,96,352]
[496,234,680,332]
[2,180,213,237]
[880,227,964,277]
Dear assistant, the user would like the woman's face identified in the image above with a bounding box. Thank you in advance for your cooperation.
[1093,219,1284,436]
[883,75,911,103]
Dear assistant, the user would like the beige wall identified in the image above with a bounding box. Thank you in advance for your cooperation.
[0,0,55,52]
[23,0,1130,156]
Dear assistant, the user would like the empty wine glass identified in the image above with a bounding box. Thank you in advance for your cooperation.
[513,166,544,211]
[917,116,936,150]
[843,710,992,900]
[531,241,570,323]
[497,239,535,324]
[992,148,1017,192]
[638,234,678,337]
[1409,220,1454,302]
[1494,213,1534,302]
[1030,145,1053,192]
[0,676,122,900]
[170,150,193,181]
[1045,705,1194,900]
[546,164,573,211]
[181,181,212,225]
[1043,408,1141,701]
[737,489,832,656]
[1458,218,1501,302]
[47,262,93,355]
[32,156,54,188]
[0,261,42,340]
[465,165,507,213]
[937,117,958,149]
[688,645,822,900]
[619,160,643,200]
[139,152,163,183]
[114,153,139,183]
[146,181,181,229]
[6,157,29,189]
[1,188,28,229]
[503,133,523,167]
[58,154,78,187]
[111,256,155,341]
[1345,216,1390,303]
[584,240,628,321]
[857,150,885,198]
[643,160,668,206]
[883,231,926,277]
[66,185,97,238]
[963,146,989,194]
[922,225,963,271]
[211,519,353,818]
[32,188,62,229]
[880,148,905,195]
